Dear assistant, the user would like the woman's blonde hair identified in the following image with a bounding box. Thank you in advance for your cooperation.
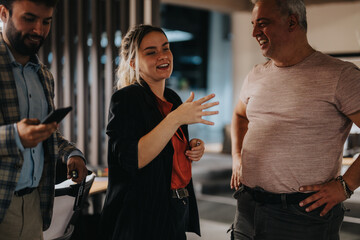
[116,24,167,89]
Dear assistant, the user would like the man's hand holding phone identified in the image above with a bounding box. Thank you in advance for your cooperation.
[41,106,72,124]
[17,106,72,148]
[17,118,58,148]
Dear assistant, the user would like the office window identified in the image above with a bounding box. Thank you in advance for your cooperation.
[161,4,209,90]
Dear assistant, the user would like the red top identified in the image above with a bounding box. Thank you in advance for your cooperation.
[155,96,192,189]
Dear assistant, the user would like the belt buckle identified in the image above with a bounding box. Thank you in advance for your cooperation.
[175,189,183,199]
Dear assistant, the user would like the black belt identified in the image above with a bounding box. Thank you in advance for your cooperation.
[14,187,36,197]
[171,188,189,199]
[243,185,314,204]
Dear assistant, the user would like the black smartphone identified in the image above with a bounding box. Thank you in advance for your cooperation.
[41,106,73,124]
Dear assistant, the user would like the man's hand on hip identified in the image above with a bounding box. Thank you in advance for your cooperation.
[298,180,346,216]
[231,154,242,190]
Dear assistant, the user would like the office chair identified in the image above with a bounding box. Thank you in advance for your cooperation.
[43,171,96,240]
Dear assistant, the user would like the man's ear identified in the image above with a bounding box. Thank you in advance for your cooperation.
[0,6,9,23]
[288,14,298,32]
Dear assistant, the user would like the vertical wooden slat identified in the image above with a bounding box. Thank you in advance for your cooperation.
[143,0,160,26]
[51,2,63,108]
[104,0,116,163]
[63,0,74,140]
[90,0,101,166]
[105,0,115,124]
[76,0,89,158]
[136,0,144,25]
[151,0,161,27]
[144,0,152,25]
[130,0,144,27]
[120,0,130,34]
[130,0,137,27]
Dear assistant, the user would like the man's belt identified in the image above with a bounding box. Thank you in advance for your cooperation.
[14,187,36,197]
[243,185,313,204]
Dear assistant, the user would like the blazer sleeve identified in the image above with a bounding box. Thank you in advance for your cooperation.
[56,130,85,162]
[0,124,22,158]
[106,88,145,174]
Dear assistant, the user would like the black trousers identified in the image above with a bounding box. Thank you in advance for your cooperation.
[170,197,190,240]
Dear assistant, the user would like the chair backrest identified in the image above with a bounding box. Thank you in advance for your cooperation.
[43,172,96,240]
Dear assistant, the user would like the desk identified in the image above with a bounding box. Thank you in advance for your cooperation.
[89,177,108,195]
[343,157,355,166]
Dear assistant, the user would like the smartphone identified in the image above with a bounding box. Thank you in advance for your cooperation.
[41,106,73,124]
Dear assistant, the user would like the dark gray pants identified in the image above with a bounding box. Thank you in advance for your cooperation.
[229,185,345,240]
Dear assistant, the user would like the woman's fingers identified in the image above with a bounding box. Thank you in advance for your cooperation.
[200,119,215,125]
[201,110,219,116]
[201,101,219,109]
[195,93,216,104]
[185,92,195,103]
[176,92,219,126]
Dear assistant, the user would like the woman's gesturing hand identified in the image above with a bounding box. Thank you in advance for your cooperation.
[171,92,219,126]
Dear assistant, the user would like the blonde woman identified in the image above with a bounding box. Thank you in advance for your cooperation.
[99,24,219,240]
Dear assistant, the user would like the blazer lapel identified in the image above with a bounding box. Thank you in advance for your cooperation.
[0,33,20,124]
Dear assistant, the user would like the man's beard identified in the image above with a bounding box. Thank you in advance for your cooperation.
[6,17,45,56]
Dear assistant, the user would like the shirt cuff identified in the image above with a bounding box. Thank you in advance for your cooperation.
[67,150,86,163]
[13,123,25,152]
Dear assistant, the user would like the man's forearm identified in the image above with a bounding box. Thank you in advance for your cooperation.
[231,113,249,158]
[343,155,360,192]
[231,113,248,159]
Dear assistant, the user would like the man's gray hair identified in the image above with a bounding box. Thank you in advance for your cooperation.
[251,0,307,31]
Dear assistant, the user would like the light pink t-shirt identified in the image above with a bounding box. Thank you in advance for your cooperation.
[239,51,360,193]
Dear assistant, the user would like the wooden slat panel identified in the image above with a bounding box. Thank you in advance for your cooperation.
[105,0,115,124]
[130,0,144,27]
[151,0,161,27]
[136,0,144,25]
[52,0,155,166]
[63,0,75,140]
[90,0,101,166]
[103,0,117,164]
[50,1,64,108]
[144,0,152,25]
[130,0,137,27]
[120,0,130,34]
[76,0,89,158]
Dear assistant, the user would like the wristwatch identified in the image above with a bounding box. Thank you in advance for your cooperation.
[335,175,353,199]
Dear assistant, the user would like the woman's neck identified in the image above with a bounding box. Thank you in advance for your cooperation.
[145,80,166,101]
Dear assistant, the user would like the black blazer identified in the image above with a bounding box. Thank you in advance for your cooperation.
[99,81,200,240]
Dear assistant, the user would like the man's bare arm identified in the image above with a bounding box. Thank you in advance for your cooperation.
[343,110,360,192]
[230,100,248,190]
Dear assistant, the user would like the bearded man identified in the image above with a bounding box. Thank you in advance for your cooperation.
[0,1,87,239]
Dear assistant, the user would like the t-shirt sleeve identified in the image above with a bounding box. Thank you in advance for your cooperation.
[335,65,360,116]
[239,73,250,105]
